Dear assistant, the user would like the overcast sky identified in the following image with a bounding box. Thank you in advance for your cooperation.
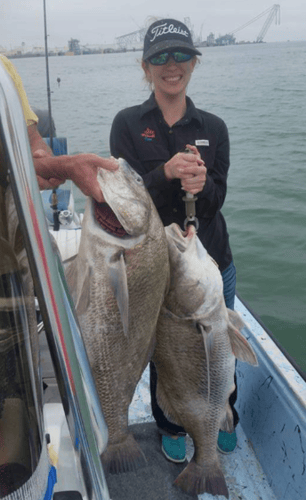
[1,0,305,50]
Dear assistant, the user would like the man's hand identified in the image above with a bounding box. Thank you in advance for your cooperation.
[33,152,118,202]
[32,149,59,190]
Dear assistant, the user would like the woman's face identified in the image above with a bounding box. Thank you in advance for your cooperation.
[142,55,197,99]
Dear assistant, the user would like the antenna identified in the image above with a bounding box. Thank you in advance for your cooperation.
[43,0,59,231]
[43,0,53,152]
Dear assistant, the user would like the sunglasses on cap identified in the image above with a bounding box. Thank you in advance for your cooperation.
[148,51,194,66]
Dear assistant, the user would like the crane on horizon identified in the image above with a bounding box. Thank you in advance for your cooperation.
[229,4,280,43]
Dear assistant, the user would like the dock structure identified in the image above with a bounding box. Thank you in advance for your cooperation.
[115,28,146,51]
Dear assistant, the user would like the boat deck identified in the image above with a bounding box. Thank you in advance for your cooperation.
[128,367,277,500]
[40,330,278,500]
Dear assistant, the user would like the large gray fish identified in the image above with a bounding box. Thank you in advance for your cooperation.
[153,223,258,498]
[66,158,169,474]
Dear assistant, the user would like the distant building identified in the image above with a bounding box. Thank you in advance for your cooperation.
[68,39,81,55]
[215,34,236,46]
[32,46,45,55]
[207,33,215,46]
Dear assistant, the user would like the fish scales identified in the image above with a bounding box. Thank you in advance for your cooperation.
[153,223,257,497]
[66,159,169,474]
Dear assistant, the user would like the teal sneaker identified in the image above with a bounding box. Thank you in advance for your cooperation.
[217,429,237,454]
[161,435,186,463]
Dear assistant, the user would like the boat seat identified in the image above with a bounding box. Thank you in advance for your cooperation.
[44,137,68,156]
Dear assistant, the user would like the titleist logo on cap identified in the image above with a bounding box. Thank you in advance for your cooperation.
[150,22,189,42]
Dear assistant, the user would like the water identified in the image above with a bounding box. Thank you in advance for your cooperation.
[13,42,306,373]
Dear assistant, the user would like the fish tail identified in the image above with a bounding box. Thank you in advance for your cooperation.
[174,460,229,498]
[101,433,147,474]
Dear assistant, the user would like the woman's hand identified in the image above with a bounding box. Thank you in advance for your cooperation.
[164,144,207,195]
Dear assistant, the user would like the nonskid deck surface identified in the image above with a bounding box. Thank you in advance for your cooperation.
[105,422,196,500]
[40,331,277,500]
[129,367,277,500]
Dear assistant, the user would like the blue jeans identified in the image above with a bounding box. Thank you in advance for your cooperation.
[221,261,236,310]
[221,261,238,426]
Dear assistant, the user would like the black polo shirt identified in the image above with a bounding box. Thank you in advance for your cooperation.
[110,93,232,272]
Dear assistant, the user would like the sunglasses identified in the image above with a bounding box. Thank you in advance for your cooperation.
[148,51,194,66]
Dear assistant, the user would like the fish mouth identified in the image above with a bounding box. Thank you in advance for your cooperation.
[97,159,149,236]
[165,223,196,253]
[94,201,128,237]
[182,224,196,239]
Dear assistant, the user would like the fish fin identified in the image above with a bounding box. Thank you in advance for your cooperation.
[108,249,129,337]
[220,402,235,433]
[204,468,229,499]
[197,323,211,402]
[75,264,92,315]
[101,433,147,474]
[174,460,229,498]
[65,258,80,305]
[227,308,245,331]
[66,260,91,316]
[227,314,258,366]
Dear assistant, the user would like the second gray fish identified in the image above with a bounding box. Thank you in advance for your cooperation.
[153,223,258,498]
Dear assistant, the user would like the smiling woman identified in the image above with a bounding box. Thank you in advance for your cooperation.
[109,16,239,481]
[142,53,197,122]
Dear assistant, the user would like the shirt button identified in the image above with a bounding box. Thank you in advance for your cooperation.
[173,208,177,213]
[169,129,173,134]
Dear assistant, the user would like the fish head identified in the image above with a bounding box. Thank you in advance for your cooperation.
[97,158,150,236]
[164,224,206,315]
[165,223,197,252]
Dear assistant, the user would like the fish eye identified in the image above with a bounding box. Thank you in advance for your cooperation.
[132,171,143,183]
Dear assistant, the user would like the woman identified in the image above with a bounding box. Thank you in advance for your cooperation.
[110,18,238,462]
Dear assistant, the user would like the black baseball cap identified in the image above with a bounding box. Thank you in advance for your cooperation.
[143,19,202,61]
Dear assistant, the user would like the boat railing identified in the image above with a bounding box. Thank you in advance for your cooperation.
[0,63,110,499]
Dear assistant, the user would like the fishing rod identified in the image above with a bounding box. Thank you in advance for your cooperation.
[43,0,60,231]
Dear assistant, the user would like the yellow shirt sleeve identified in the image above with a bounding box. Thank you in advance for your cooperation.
[0,55,38,126]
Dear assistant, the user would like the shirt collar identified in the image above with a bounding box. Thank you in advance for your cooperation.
[139,93,203,127]
[139,93,159,118]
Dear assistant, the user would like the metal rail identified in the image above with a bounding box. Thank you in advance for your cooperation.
[0,63,110,500]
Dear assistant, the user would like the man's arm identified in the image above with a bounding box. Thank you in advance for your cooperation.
[27,123,53,157]
[28,123,118,202]
[2,55,118,202]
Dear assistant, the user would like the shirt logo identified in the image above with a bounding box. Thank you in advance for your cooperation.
[141,127,156,141]
[195,139,209,146]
